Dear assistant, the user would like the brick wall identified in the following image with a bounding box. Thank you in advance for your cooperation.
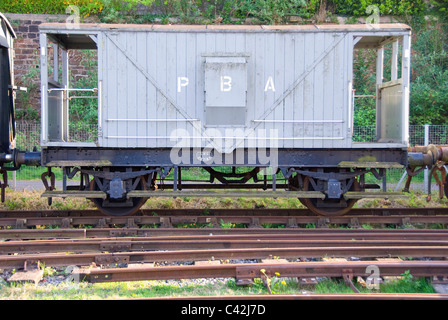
[5,13,98,119]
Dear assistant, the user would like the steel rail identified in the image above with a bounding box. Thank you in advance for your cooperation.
[3,227,448,240]
[0,229,86,240]
[1,207,447,218]
[2,246,448,269]
[78,260,448,283]
[3,238,448,255]
[142,293,448,300]
[2,214,448,229]
[2,216,448,230]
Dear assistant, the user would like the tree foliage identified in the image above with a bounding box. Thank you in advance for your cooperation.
[0,0,104,17]
[409,16,448,124]
[2,1,448,125]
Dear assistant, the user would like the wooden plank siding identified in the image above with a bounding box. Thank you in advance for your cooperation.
[38,24,411,152]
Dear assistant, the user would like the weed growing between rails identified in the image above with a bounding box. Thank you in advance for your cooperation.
[313,273,435,294]
[0,269,437,299]
[355,190,448,209]
[1,189,448,211]
[0,189,95,211]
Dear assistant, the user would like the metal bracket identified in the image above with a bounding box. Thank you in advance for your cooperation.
[15,219,27,229]
[429,165,447,200]
[95,255,130,265]
[401,217,414,229]
[249,217,262,229]
[342,269,360,293]
[126,218,139,228]
[100,243,132,252]
[108,177,125,199]
[235,265,256,286]
[349,218,361,229]
[433,276,448,284]
[83,168,158,181]
[41,168,55,205]
[317,218,329,228]
[294,169,366,182]
[97,218,111,228]
[80,172,90,190]
[327,179,342,199]
[109,230,137,237]
[204,167,260,185]
[0,169,7,203]
[206,217,220,228]
[61,218,72,228]
[24,260,40,272]
[159,217,173,228]
[287,218,298,228]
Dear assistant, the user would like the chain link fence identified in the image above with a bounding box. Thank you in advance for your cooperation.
[352,124,447,192]
[10,121,97,190]
[9,121,447,192]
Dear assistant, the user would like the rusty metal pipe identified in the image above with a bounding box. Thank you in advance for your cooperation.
[408,145,448,168]
[407,152,433,167]
[407,145,448,200]
[15,151,41,166]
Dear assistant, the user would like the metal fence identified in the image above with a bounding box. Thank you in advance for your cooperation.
[9,122,447,193]
[14,121,98,151]
[353,124,448,145]
[352,124,448,193]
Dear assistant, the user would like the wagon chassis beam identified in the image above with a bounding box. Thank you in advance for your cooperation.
[81,168,159,181]
[291,168,367,182]
[203,167,261,185]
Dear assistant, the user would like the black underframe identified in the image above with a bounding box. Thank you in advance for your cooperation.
[42,147,408,168]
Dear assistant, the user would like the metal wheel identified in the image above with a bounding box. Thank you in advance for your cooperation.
[299,176,359,217]
[89,175,148,216]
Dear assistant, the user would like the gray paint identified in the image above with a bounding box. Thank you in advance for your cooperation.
[38,24,412,153]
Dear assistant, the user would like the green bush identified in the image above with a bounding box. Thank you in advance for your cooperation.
[0,0,104,17]
[69,50,98,126]
[409,16,448,125]
[236,0,309,24]
[0,0,432,21]
[430,0,448,13]
[329,0,427,17]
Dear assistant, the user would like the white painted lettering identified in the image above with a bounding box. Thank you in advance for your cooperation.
[177,76,189,92]
[264,76,275,92]
[220,76,232,92]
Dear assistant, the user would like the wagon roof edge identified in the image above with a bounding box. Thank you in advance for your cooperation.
[38,22,411,33]
[0,12,17,39]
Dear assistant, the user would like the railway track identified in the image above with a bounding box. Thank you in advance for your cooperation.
[2,208,448,300]
[2,207,447,218]
[3,227,448,240]
[79,260,448,284]
[2,234,448,270]
[148,293,448,300]
[1,207,448,231]
[3,237,448,255]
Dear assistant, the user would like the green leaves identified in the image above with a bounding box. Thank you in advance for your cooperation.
[329,0,427,17]
[409,17,448,125]
[244,0,307,24]
[0,0,104,17]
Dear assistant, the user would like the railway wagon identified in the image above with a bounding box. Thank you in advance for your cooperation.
[0,13,18,202]
[0,14,16,164]
[7,21,415,216]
